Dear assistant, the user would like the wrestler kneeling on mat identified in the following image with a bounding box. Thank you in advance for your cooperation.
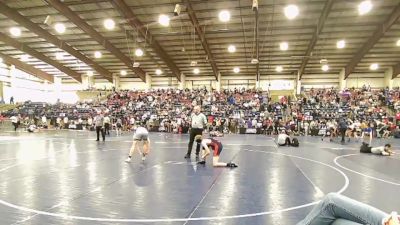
[195,135,237,168]
[125,126,150,162]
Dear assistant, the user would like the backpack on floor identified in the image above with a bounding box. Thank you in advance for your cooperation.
[291,138,299,147]
[394,131,400,139]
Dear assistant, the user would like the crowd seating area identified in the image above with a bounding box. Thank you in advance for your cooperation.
[2,86,400,138]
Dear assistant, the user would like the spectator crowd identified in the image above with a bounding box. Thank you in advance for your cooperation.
[2,85,400,140]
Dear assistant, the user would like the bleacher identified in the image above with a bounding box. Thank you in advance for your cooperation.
[0,104,19,113]
[76,90,112,101]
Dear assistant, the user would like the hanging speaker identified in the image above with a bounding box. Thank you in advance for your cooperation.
[174,4,181,16]
[44,15,53,25]
[252,0,259,11]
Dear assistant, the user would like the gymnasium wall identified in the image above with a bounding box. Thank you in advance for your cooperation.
[2,62,400,104]
[345,73,385,88]
[0,66,50,103]
[392,77,400,87]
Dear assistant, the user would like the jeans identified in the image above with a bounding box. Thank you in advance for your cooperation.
[297,193,387,225]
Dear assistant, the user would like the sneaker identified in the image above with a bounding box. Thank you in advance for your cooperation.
[142,153,146,161]
[226,162,238,168]
[197,161,206,165]
[125,157,131,163]
[184,154,190,159]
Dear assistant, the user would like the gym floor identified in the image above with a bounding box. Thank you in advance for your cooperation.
[0,130,399,225]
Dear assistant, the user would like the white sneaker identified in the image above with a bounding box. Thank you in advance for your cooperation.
[125,157,131,163]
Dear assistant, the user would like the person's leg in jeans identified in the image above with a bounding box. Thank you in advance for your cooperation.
[296,193,387,225]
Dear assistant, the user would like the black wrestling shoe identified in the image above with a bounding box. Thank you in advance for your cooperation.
[226,162,238,168]
[184,154,190,159]
[197,160,206,165]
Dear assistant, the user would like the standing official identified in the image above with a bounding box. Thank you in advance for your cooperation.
[185,106,207,159]
[94,113,105,141]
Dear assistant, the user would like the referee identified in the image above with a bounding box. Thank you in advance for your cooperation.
[185,105,207,159]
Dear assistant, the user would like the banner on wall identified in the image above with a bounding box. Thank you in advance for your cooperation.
[0,81,3,99]
[263,80,294,90]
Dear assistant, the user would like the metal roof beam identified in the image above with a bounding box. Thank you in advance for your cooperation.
[0,52,54,83]
[393,63,400,79]
[0,2,113,82]
[344,3,400,79]
[185,0,219,81]
[0,32,81,82]
[112,0,181,81]
[255,5,260,82]
[299,0,334,80]
[45,0,146,82]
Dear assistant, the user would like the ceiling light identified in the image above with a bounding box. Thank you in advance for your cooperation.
[94,51,102,58]
[370,63,379,70]
[396,39,400,46]
[276,66,283,72]
[228,45,236,53]
[233,67,240,73]
[104,19,115,30]
[56,52,64,60]
[9,27,21,37]
[337,40,346,49]
[280,42,289,51]
[120,70,127,76]
[252,0,259,11]
[155,69,163,75]
[284,4,299,20]
[135,48,144,57]
[322,65,329,71]
[87,71,94,76]
[54,23,66,34]
[20,54,29,61]
[193,68,200,74]
[358,0,373,15]
[190,61,197,66]
[251,58,259,64]
[219,10,231,22]
[158,14,170,26]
